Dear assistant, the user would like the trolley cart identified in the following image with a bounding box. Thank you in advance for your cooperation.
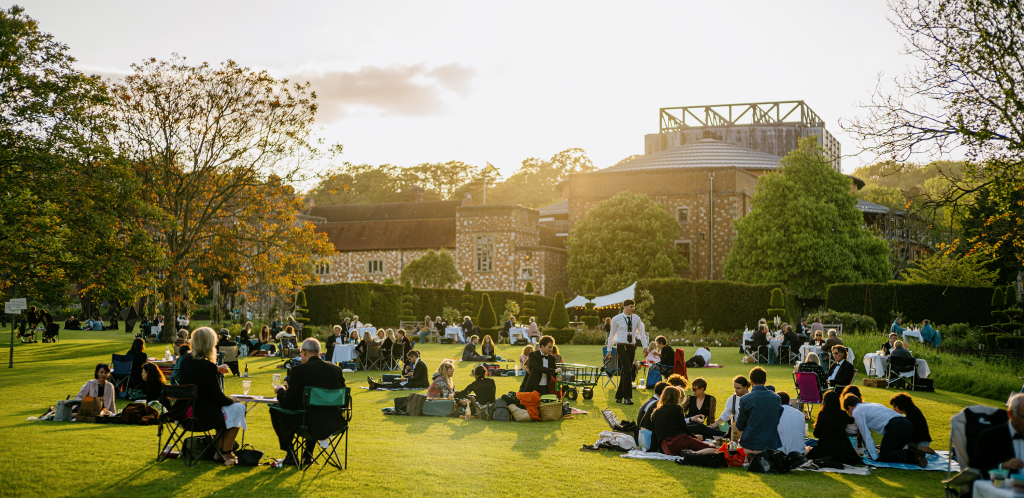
[556,363,600,401]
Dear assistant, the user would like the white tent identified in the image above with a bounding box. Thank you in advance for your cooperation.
[565,282,636,309]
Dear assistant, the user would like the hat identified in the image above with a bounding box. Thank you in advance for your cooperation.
[622,299,635,307]
[219,328,230,338]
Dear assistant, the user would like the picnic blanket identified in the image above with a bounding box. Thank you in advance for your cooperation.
[360,386,426,391]
[863,451,956,472]
[620,449,680,461]
[702,364,724,368]
[794,462,872,475]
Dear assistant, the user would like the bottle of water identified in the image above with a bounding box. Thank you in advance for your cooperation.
[165,346,171,361]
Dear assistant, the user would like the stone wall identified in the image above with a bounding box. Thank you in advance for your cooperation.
[315,248,435,285]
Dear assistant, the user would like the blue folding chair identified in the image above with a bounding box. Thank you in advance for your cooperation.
[601,346,620,388]
[110,354,135,398]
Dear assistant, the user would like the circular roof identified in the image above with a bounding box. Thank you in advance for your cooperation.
[602,138,783,172]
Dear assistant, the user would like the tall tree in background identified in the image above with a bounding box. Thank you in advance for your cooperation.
[0,6,161,305]
[485,148,596,207]
[566,191,686,294]
[400,249,461,288]
[723,138,891,297]
[109,55,336,322]
[899,244,1000,286]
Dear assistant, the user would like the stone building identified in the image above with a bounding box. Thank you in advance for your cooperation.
[307,194,569,297]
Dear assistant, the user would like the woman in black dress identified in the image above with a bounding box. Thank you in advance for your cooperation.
[140,362,167,406]
[683,377,726,438]
[178,327,246,465]
[890,393,931,447]
[806,390,862,465]
[127,337,148,386]
[651,386,718,455]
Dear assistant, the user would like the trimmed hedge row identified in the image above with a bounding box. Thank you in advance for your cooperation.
[645,278,784,331]
[304,282,555,328]
[825,283,996,331]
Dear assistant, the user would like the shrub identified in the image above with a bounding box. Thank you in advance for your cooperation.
[1008,284,1019,307]
[545,328,575,346]
[995,336,1024,350]
[500,299,520,325]
[477,293,497,328]
[993,287,1006,307]
[477,327,500,344]
[294,290,310,324]
[986,332,1004,349]
[461,283,475,321]
[397,281,417,322]
[570,328,606,345]
[547,292,570,329]
[826,283,995,330]
[767,288,788,324]
[812,309,877,333]
[646,278,782,331]
[937,323,986,350]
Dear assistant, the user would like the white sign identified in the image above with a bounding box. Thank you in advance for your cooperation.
[4,303,22,314]
[7,298,26,310]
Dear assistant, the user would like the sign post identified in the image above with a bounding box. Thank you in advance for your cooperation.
[6,298,26,368]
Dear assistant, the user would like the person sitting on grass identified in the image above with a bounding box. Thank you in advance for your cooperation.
[684,377,726,438]
[481,334,497,361]
[140,362,167,405]
[685,347,712,369]
[889,393,931,449]
[713,375,750,433]
[462,335,491,361]
[456,365,497,416]
[795,352,828,394]
[776,391,806,455]
[638,381,669,432]
[825,345,854,389]
[75,362,116,412]
[369,350,429,390]
[736,367,783,456]
[651,386,719,455]
[519,345,533,371]
[844,394,934,467]
[427,361,456,399]
[805,391,862,465]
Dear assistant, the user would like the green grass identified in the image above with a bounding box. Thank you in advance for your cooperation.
[0,329,1005,497]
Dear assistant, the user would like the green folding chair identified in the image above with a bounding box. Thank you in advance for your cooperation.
[269,387,351,471]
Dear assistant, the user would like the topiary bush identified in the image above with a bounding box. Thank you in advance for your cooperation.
[986,332,1005,349]
[520,282,536,323]
[461,282,475,322]
[767,287,788,324]
[995,336,1024,350]
[294,290,310,324]
[582,280,600,327]
[545,328,575,346]
[477,293,497,329]
[547,291,570,329]
[397,281,417,323]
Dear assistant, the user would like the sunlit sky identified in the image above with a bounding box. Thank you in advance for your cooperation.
[23,0,914,176]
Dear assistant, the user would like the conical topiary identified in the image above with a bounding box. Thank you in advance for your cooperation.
[294,290,310,324]
[993,287,1007,321]
[767,287,787,324]
[477,293,497,328]
[548,291,570,329]
[398,280,416,323]
[582,280,600,328]
[1007,284,1018,308]
[461,282,475,322]
[520,282,536,323]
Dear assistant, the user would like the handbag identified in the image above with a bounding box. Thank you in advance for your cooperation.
[406,393,426,416]
[235,444,263,466]
[55,400,80,422]
[394,396,409,414]
[422,399,454,417]
[492,399,511,421]
[748,449,791,474]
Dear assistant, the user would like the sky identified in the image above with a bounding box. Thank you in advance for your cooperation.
[20,0,915,176]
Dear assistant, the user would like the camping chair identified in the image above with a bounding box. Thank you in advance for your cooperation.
[793,372,823,418]
[387,345,404,372]
[363,343,384,371]
[218,346,240,377]
[743,340,767,364]
[268,387,352,471]
[110,354,135,398]
[945,405,1009,497]
[42,323,59,343]
[886,356,917,390]
[156,384,228,468]
[778,342,799,364]
[601,346,619,388]
[833,369,858,394]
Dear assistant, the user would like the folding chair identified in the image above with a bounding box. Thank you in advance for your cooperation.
[363,343,384,371]
[793,372,823,418]
[778,343,799,364]
[110,354,135,399]
[268,387,352,471]
[743,340,766,364]
[833,369,858,393]
[945,405,1008,497]
[219,346,240,377]
[886,356,917,390]
[387,345,404,372]
[156,384,228,468]
[601,346,619,388]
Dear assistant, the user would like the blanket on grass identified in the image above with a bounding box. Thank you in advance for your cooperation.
[359,386,426,391]
[863,451,957,472]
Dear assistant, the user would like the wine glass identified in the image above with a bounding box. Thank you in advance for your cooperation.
[242,380,251,396]
[272,374,282,389]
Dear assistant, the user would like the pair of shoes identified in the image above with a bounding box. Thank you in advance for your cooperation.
[615,399,623,404]
[367,376,377,389]
[622,399,634,405]
[906,444,928,468]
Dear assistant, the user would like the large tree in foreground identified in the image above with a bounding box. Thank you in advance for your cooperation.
[723,138,891,297]
[566,191,686,295]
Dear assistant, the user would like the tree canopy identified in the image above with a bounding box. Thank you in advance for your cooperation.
[565,191,687,295]
[723,138,891,297]
[899,245,1000,287]
[399,249,461,288]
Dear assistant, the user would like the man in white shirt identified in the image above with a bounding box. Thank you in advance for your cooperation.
[605,299,646,405]
[845,395,930,467]
[713,375,751,437]
[776,392,807,454]
[685,347,712,368]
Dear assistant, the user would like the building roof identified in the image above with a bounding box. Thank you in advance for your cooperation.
[538,199,568,216]
[602,138,783,172]
[308,200,460,223]
[856,199,895,215]
[315,219,456,251]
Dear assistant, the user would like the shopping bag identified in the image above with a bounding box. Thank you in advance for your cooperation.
[77,396,103,422]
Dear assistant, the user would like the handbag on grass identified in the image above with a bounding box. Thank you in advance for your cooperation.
[406,393,426,416]
[422,399,454,417]
[235,444,263,466]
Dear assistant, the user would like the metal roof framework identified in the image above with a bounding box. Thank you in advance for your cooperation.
[659,101,825,133]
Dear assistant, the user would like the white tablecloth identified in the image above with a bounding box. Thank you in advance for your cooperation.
[355,326,376,337]
[445,326,465,343]
[508,327,529,343]
[331,344,357,363]
[862,353,931,379]
[974,479,1015,498]
[902,329,923,343]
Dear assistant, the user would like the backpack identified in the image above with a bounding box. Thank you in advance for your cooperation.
[492,399,511,421]
[120,403,159,425]
[406,393,426,417]
[748,449,800,474]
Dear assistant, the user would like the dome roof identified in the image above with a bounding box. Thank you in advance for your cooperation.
[603,138,783,172]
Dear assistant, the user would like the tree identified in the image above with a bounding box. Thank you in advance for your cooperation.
[566,191,687,294]
[581,280,600,328]
[723,138,891,297]
[0,6,162,307]
[547,291,570,329]
[460,282,474,320]
[294,290,309,324]
[485,148,596,208]
[899,245,1000,287]
[477,293,497,329]
[399,249,461,288]
[109,55,335,326]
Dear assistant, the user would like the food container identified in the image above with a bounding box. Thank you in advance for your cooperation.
[991,469,1009,488]
[1010,474,1024,492]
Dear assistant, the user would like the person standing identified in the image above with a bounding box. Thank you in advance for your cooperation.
[605,299,645,405]
[271,338,346,466]
[521,335,562,395]
[735,367,783,456]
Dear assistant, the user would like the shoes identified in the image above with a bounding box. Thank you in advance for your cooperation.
[367,376,376,389]
[906,444,928,468]
[623,399,634,405]
[615,399,623,404]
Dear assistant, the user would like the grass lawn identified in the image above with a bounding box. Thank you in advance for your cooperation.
[0,328,1005,497]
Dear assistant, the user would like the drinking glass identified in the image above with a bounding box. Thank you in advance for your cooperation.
[242,380,251,396]
[272,374,282,389]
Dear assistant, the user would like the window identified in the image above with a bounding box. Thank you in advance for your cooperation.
[475,235,494,272]
[366,259,384,275]
[675,241,691,266]
[677,207,689,223]
[521,267,534,280]
[316,262,330,275]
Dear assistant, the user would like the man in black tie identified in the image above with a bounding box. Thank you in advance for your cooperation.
[605,299,644,405]
[972,394,1024,477]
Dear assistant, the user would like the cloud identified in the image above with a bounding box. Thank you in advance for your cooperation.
[300,63,476,122]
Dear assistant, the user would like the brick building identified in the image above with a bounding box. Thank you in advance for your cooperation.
[307,194,570,297]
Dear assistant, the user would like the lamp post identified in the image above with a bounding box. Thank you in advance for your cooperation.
[708,171,715,280]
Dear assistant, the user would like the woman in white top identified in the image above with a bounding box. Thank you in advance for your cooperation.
[75,363,117,413]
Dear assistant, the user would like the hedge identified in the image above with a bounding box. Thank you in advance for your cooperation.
[644,278,784,331]
[996,336,1024,350]
[825,283,995,331]
[545,328,575,346]
[304,282,555,328]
